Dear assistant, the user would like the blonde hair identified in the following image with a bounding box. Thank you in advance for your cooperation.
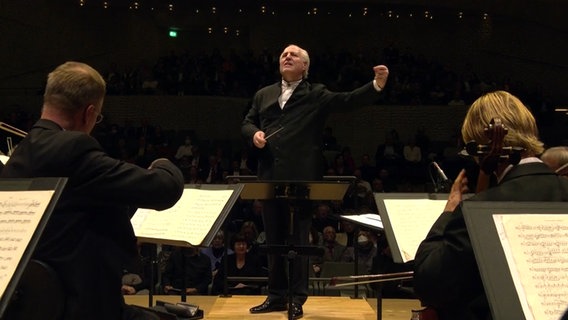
[461,90,544,156]
[44,61,106,112]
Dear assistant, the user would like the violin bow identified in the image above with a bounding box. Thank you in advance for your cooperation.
[329,271,414,287]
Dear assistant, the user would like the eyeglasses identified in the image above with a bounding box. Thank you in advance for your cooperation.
[95,113,104,124]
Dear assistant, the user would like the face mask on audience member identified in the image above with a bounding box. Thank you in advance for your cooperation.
[358,235,373,252]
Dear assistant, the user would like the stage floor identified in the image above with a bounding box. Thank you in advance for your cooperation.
[125,295,421,320]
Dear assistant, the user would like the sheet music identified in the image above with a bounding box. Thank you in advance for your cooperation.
[494,214,568,320]
[382,199,446,262]
[340,213,383,230]
[0,190,54,298]
[132,188,234,246]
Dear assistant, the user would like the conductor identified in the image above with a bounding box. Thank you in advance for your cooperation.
[242,44,389,319]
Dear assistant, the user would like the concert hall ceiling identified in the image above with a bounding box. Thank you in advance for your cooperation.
[71,0,564,31]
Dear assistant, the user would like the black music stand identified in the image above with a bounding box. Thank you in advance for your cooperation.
[463,201,568,320]
[0,178,67,320]
[131,183,243,308]
[236,178,351,320]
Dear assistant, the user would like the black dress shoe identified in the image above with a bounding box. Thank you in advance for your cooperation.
[249,298,287,313]
[291,303,303,319]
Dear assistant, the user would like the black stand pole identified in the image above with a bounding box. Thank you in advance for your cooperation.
[375,283,383,320]
[181,249,187,303]
[220,224,232,298]
[148,244,157,308]
[352,225,361,299]
[287,207,296,320]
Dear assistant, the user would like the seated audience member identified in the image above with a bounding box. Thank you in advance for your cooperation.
[541,146,568,177]
[162,246,212,296]
[313,226,352,277]
[322,226,352,263]
[211,233,267,295]
[338,219,357,248]
[358,153,377,184]
[240,220,261,255]
[204,154,223,184]
[354,230,378,274]
[175,136,193,161]
[121,243,155,296]
[311,202,338,233]
[121,270,148,296]
[352,168,373,208]
[201,231,233,278]
[413,91,568,320]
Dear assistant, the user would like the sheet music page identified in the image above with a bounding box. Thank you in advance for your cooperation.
[383,199,446,262]
[0,190,54,298]
[341,213,383,230]
[493,214,568,320]
[132,188,233,246]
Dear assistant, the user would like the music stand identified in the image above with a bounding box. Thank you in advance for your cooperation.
[237,179,351,320]
[0,178,67,319]
[463,201,568,320]
[131,183,243,307]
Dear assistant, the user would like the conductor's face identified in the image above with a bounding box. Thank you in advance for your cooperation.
[279,45,307,82]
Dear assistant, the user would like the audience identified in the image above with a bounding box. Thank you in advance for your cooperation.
[96,45,551,111]
[162,246,212,296]
[211,233,267,295]
[201,231,233,278]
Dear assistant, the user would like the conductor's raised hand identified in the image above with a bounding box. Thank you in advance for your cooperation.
[444,169,469,213]
[373,65,389,90]
[253,131,267,149]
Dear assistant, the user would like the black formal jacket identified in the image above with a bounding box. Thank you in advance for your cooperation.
[242,80,381,181]
[211,252,267,295]
[161,249,212,295]
[414,162,568,320]
[1,119,185,320]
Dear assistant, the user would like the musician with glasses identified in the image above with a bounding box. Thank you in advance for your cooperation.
[1,61,185,320]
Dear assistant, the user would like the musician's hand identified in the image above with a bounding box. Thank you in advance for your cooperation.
[479,119,506,175]
[444,169,469,212]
